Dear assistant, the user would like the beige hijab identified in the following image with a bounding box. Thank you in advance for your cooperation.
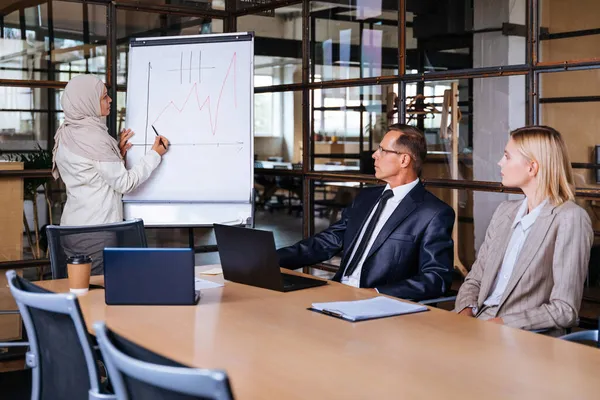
[52,74,122,179]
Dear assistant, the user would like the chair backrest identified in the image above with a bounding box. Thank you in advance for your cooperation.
[559,317,600,348]
[6,270,104,400]
[93,322,234,400]
[46,218,147,279]
[360,150,375,174]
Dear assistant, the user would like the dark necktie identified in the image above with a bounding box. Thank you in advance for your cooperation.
[343,189,394,277]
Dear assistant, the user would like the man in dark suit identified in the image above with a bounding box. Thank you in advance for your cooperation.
[277,124,455,300]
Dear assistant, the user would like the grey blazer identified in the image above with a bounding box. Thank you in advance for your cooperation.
[455,200,593,332]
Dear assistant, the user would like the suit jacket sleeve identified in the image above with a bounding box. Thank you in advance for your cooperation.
[454,203,506,312]
[501,207,593,330]
[276,205,350,270]
[376,206,455,301]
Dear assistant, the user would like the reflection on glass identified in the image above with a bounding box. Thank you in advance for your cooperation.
[322,39,333,81]
[255,91,274,136]
[311,1,398,82]
[0,8,50,81]
[339,29,352,80]
[406,80,453,131]
[116,11,222,87]
[362,29,382,79]
[403,76,526,186]
[356,0,382,20]
[0,2,107,81]
[253,89,298,160]
[0,109,60,151]
[53,2,107,80]
[254,55,301,86]
[406,1,526,73]
[53,2,107,81]
[239,10,303,86]
[1,87,62,151]
[311,83,391,173]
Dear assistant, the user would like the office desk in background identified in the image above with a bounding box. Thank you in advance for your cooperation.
[36,266,600,400]
[255,160,360,172]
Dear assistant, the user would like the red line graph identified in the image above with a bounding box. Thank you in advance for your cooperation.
[152,52,237,136]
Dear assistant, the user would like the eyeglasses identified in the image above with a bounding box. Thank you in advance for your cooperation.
[376,146,400,155]
[376,145,409,157]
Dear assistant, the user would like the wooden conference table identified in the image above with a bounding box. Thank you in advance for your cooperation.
[36,266,600,399]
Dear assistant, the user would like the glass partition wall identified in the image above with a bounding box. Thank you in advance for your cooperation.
[1,0,599,322]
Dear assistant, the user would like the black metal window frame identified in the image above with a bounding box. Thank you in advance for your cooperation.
[0,0,599,247]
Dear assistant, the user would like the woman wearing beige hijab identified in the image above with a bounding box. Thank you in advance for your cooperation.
[53,74,168,226]
[52,75,169,274]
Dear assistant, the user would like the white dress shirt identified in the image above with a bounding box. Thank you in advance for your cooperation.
[483,197,548,306]
[341,178,420,288]
[55,145,161,226]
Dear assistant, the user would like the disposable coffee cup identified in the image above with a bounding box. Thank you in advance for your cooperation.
[67,255,92,295]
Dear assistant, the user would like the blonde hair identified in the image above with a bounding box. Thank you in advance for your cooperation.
[509,126,574,205]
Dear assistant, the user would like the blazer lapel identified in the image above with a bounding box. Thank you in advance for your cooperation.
[497,202,556,309]
[363,183,423,261]
[339,187,384,266]
[477,212,515,304]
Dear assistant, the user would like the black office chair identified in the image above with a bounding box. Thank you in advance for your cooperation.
[418,290,458,308]
[3,270,113,399]
[46,218,147,279]
[360,151,375,175]
[94,322,234,400]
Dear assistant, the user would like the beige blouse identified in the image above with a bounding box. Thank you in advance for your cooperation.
[55,144,161,226]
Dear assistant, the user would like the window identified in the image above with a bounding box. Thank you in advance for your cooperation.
[254,75,275,136]
[406,82,452,129]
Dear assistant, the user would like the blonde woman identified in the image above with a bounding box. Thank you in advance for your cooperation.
[52,75,169,274]
[455,126,593,336]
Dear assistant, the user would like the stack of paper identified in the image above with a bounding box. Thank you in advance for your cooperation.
[198,267,223,275]
[194,278,224,290]
[310,296,428,322]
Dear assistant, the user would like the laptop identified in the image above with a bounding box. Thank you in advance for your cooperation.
[103,248,199,305]
[213,224,327,292]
